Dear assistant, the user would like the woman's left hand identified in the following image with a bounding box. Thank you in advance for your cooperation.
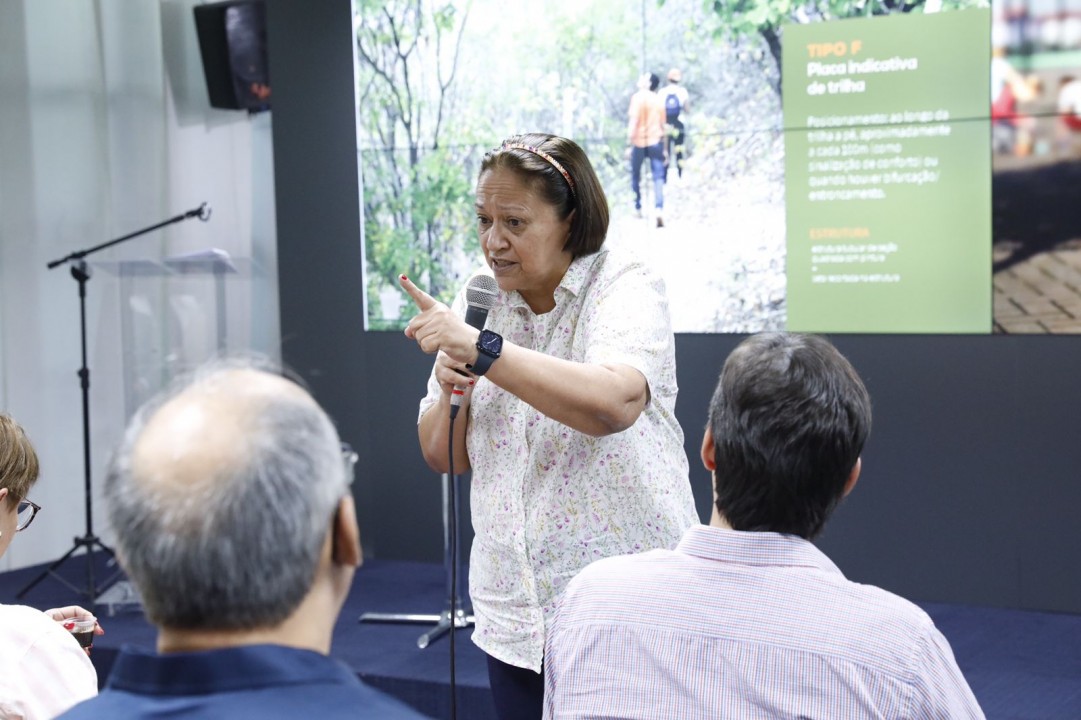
[399,274,478,365]
[44,605,104,655]
[44,605,104,634]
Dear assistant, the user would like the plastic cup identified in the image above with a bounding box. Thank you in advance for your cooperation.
[62,617,96,649]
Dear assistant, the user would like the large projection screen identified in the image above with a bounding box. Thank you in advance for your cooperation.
[352,0,1081,335]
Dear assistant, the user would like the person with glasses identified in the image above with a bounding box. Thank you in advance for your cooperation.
[58,363,430,719]
[0,414,100,719]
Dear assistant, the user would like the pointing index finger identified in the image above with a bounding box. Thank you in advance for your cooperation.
[399,274,436,311]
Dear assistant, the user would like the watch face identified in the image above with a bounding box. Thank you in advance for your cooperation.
[478,330,503,356]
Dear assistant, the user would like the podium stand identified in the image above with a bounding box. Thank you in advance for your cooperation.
[163,248,238,355]
[95,249,243,418]
[94,249,244,612]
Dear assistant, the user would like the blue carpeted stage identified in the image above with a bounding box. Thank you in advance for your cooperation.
[3,553,1081,719]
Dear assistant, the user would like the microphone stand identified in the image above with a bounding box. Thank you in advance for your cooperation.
[17,203,211,601]
[358,471,474,649]
[359,276,496,651]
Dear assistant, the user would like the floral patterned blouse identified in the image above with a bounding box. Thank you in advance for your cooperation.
[418,247,698,672]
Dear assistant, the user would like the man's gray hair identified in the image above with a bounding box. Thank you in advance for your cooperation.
[104,360,348,630]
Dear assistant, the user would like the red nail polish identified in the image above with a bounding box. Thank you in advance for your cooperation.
[400,274,408,281]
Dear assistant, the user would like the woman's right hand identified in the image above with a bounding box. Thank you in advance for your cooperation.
[399,274,479,367]
[403,274,477,474]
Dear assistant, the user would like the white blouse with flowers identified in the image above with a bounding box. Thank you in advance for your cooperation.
[418,246,698,672]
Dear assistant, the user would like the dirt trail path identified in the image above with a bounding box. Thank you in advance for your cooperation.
[606,162,787,333]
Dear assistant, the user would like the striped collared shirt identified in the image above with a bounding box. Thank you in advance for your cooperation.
[544,525,984,720]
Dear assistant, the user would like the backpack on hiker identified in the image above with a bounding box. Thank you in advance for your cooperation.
[665,91,681,123]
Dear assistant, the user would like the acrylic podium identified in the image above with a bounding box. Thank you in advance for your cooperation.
[93,248,245,612]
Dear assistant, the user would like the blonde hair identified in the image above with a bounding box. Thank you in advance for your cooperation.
[0,414,40,505]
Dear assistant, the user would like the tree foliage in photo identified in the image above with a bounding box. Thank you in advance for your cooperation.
[355,0,477,328]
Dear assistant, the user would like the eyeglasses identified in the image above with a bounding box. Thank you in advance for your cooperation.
[341,443,358,485]
[333,444,359,560]
[16,499,41,532]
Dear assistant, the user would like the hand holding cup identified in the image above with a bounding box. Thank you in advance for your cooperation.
[45,605,104,655]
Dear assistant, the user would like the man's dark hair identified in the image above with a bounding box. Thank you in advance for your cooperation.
[648,72,660,91]
[708,333,872,539]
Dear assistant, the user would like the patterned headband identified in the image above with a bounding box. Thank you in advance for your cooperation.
[501,141,577,197]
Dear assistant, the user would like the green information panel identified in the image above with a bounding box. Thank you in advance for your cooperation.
[783,9,991,333]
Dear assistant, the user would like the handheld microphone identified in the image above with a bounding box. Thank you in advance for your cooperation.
[450,274,499,418]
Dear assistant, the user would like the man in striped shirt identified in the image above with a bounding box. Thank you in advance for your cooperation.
[544,333,984,719]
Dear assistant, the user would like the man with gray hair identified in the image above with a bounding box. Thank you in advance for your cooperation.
[59,364,429,719]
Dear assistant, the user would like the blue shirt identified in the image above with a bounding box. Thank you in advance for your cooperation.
[58,643,431,719]
[545,525,985,719]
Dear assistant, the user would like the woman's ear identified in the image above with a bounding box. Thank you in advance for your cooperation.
[561,210,577,249]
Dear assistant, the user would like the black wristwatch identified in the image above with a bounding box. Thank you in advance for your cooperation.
[469,329,503,377]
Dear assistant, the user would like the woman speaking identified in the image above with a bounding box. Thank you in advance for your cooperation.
[400,133,696,719]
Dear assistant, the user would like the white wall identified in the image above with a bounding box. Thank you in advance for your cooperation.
[0,0,279,575]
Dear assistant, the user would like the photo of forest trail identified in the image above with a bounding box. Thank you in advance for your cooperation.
[353,0,977,333]
[354,0,787,332]
[603,133,785,333]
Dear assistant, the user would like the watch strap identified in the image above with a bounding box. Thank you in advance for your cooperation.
[470,348,497,377]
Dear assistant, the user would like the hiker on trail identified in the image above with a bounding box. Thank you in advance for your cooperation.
[662,68,690,180]
[627,72,668,228]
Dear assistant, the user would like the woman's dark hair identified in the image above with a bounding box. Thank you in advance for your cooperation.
[480,133,609,258]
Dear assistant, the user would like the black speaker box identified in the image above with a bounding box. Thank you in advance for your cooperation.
[193,0,270,112]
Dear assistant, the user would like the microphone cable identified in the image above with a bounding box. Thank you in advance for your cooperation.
[447,413,459,720]
[443,274,495,720]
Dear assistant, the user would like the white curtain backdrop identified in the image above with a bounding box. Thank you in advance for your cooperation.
[0,0,280,573]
